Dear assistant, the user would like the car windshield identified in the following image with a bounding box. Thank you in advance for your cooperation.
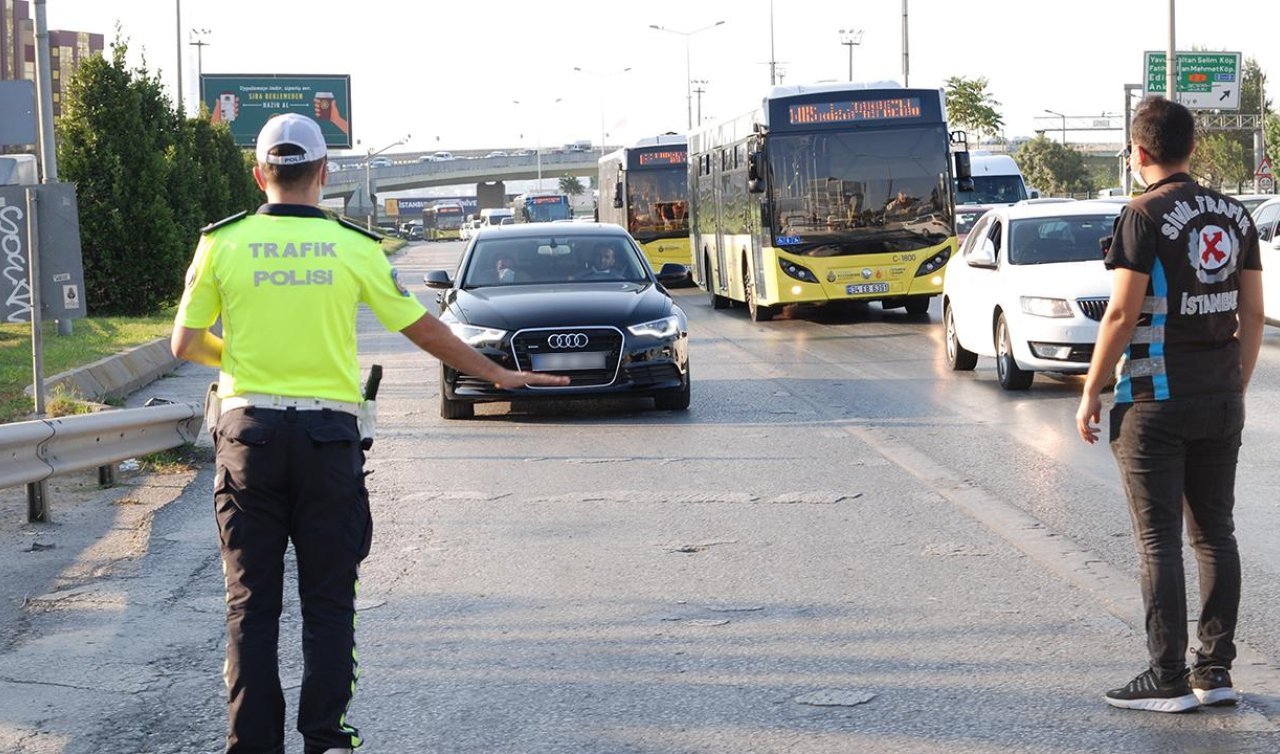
[955,175,1029,205]
[463,234,650,287]
[1008,214,1118,265]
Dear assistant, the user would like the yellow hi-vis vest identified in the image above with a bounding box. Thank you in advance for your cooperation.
[175,205,426,403]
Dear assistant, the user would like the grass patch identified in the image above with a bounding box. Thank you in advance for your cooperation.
[44,384,95,418]
[137,442,212,473]
[0,313,174,423]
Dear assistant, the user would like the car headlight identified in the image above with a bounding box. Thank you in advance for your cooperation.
[448,323,508,346]
[1019,296,1073,318]
[627,315,680,338]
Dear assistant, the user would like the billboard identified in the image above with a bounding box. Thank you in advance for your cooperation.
[199,74,352,149]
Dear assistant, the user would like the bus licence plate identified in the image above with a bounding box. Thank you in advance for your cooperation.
[846,283,890,295]
[531,351,608,371]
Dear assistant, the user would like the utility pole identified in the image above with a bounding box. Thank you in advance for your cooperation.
[1165,0,1175,100]
[189,28,211,98]
[175,0,184,114]
[769,0,777,86]
[901,0,910,86]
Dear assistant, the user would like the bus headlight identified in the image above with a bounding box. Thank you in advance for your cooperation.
[1020,297,1073,318]
[778,258,819,283]
[913,249,952,276]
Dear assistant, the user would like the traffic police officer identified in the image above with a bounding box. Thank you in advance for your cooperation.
[172,113,566,754]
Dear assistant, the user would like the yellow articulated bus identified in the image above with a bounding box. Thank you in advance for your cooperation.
[689,83,970,321]
[598,134,691,272]
[423,201,465,241]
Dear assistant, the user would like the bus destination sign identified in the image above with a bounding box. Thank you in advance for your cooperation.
[789,97,923,125]
[530,196,564,204]
[637,150,687,166]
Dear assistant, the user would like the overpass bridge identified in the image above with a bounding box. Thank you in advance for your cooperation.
[323,151,608,215]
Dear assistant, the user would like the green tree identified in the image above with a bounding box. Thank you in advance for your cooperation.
[1015,135,1094,196]
[944,76,1004,141]
[58,40,182,315]
[1193,133,1251,190]
[558,175,585,196]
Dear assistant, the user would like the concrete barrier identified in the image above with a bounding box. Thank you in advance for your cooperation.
[24,337,180,403]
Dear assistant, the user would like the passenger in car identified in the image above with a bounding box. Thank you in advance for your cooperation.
[578,243,620,279]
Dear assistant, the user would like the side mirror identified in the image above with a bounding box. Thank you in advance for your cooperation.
[968,239,997,269]
[423,269,453,289]
[1028,188,1041,199]
[747,150,765,193]
[613,181,623,208]
[656,263,691,285]
[954,151,974,192]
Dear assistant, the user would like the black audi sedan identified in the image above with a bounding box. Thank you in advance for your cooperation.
[423,222,691,419]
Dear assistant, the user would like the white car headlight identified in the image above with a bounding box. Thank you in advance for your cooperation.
[1019,296,1073,318]
[449,323,507,346]
[627,315,680,338]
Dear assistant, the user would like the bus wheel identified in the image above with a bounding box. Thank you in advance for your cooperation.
[706,254,730,309]
[744,267,775,322]
[905,296,931,316]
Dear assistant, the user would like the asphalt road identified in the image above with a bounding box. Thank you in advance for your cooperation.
[5,238,1280,753]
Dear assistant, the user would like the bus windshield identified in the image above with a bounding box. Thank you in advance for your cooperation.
[767,126,953,255]
[525,200,571,223]
[955,175,1028,205]
[627,168,688,241]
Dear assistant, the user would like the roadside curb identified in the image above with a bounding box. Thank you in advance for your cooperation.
[23,336,179,403]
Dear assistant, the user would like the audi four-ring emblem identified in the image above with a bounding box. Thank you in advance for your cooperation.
[547,332,589,349]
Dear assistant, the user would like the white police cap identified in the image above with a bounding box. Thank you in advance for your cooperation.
[255,113,327,166]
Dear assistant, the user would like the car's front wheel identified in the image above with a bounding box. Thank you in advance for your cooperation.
[995,313,1034,390]
[653,371,691,411]
[945,302,978,371]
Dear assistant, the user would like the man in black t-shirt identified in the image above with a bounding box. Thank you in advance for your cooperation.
[1076,97,1264,713]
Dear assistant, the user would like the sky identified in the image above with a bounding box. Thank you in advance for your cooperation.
[43,0,1279,158]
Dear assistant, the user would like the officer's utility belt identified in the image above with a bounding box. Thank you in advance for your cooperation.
[222,393,361,416]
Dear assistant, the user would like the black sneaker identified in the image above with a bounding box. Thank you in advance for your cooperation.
[1191,666,1239,707]
[1105,669,1200,712]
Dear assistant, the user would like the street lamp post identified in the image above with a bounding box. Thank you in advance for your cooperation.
[573,66,631,157]
[649,21,725,130]
[1044,109,1066,144]
[174,0,183,114]
[189,28,210,100]
[512,99,562,189]
[839,28,863,82]
[364,135,410,230]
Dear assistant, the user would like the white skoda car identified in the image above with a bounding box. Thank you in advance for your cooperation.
[942,200,1124,390]
[1252,197,1280,325]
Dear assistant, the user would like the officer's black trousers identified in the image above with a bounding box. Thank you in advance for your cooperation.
[214,407,372,754]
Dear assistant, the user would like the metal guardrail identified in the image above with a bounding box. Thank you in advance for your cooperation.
[0,402,203,490]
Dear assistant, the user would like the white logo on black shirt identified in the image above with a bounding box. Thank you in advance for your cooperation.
[1186,224,1238,284]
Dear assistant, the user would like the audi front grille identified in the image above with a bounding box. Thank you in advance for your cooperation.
[511,326,625,387]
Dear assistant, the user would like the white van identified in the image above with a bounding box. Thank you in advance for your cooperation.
[955,154,1034,207]
[478,208,514,228]
[954,154,1037,242]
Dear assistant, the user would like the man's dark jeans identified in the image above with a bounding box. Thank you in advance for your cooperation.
[1109,393,1244,681]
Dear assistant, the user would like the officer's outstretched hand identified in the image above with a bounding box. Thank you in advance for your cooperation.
[493,370,570,390]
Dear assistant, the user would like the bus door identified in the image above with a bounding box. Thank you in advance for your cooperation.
[714,147,730,293]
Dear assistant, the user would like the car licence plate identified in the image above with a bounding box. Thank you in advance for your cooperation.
[846,283,890,295]
[530,351,608,371]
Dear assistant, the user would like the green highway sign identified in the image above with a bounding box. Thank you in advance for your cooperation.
[1144,52,1240,110]
[199,74,352,149]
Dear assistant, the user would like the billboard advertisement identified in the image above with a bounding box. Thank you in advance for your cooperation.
[199,74,352,149]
